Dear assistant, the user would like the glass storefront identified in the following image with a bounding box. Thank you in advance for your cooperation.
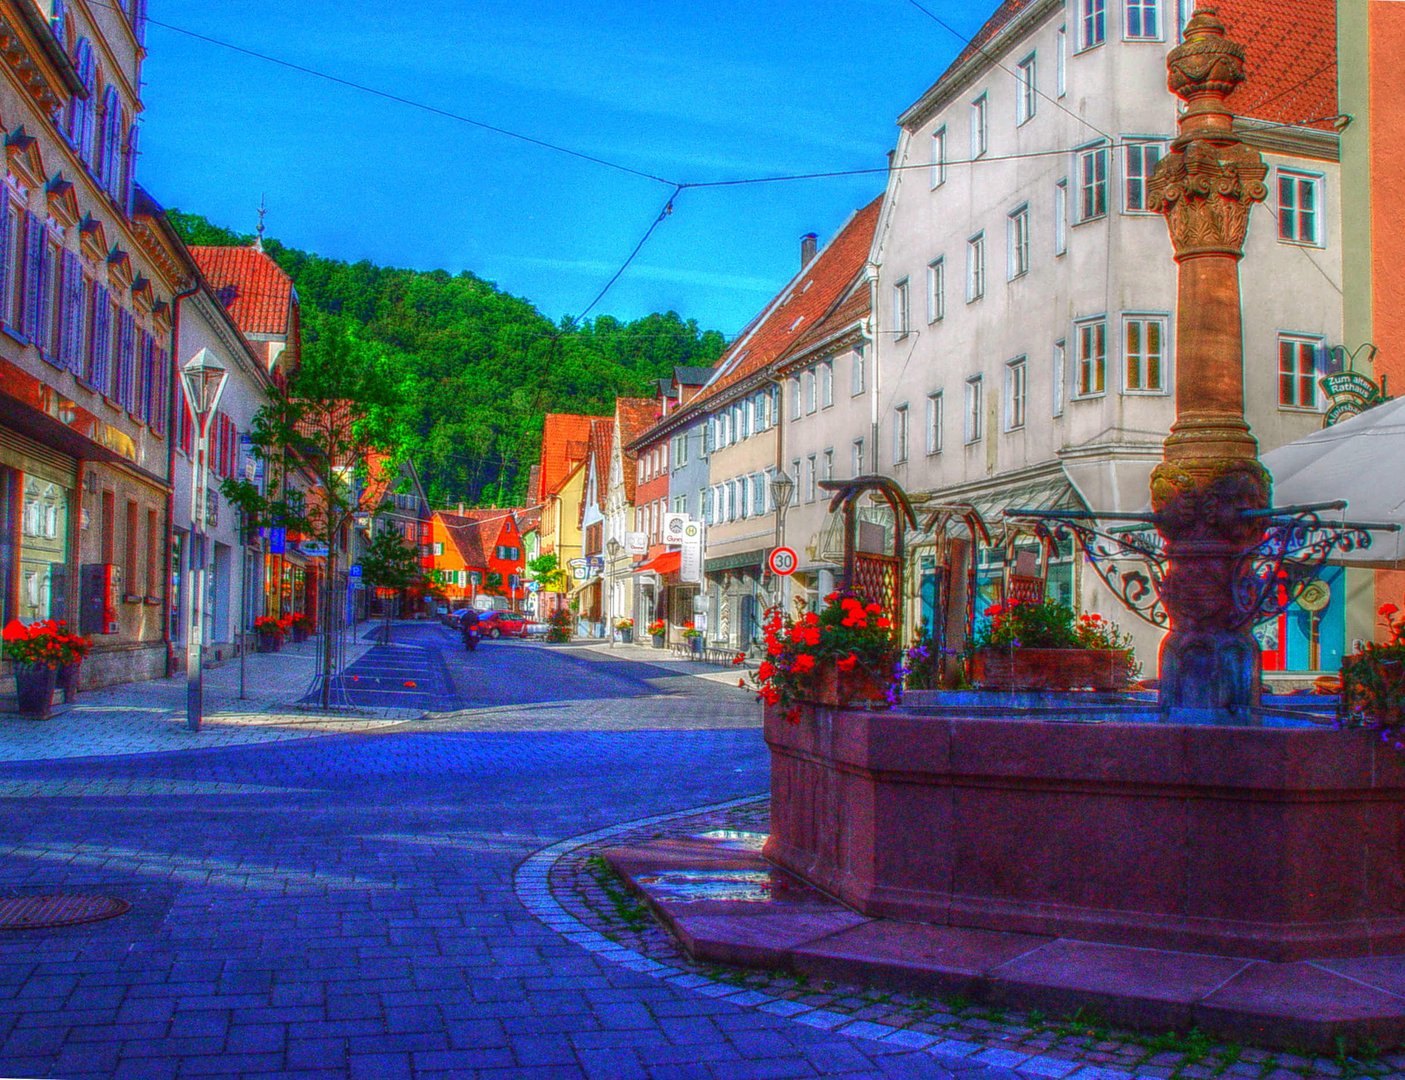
[14,473,70,624]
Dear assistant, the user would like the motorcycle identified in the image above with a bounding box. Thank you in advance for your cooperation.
[460,613,481,652]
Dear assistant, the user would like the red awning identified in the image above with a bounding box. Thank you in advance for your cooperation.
[633,549,681,576]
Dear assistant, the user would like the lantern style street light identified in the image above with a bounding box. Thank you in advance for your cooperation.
[180,348,228,733]
[768,469,796,610]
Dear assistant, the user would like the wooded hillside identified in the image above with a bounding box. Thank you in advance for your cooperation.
[167,211,726,507]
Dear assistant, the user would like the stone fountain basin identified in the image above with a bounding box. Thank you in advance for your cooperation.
[765,702,1405,963]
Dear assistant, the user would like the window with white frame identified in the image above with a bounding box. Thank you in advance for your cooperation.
[791,377,802,418]
[851,347,865,395]
[1125,0,1161,39]
[852,438,865,476]
[893,278,911,337]
[931,126,947,188]
[1054,179,1069,254]
[1007,205,1030,279]
[1016,54,1037,125]
[1124,140,1166,212]
[738,400,751,439]
[1006,357,1028,430]
[719,409,731,446]
[751,472,766,515]
[822,448,834,481]
[1278,334,1323,409]
[820,361,833,408]
[1278,170,1323,246]
[1176,0,1194,38]
[970,93,988,158]
[1123,314,1168,392]
[966,233,986,302]
[926,257,945,323]
[1057,25,1068,95]
[964,376,983,443]
[1053,339,1067,416]
[926,391,944,454]
[805,456,816,502]
[1076,318,1107,396]
[1080,0,1106,48]
[1077,143,1110,221]
[893,404,910,464]
[804,368,817,414]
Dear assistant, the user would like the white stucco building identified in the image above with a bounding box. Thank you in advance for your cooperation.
[869,0,1344,672]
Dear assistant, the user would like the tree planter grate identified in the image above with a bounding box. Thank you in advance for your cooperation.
[0,894,130,930]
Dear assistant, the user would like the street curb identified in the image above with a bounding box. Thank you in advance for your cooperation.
[513,798,1137,1080]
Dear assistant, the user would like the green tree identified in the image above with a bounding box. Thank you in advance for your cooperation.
[360,526,423,644]
[222,314,403,707]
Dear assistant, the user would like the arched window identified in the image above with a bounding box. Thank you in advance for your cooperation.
[66,39,95,161]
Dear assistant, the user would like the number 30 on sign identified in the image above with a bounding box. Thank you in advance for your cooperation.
[768,547,798,576]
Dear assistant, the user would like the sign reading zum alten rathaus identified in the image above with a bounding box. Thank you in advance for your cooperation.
[1320,371,1390,428]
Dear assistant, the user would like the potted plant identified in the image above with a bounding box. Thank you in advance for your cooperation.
[969,598,1136,691]
[740,591,902,720]
[614,617,634,644]
[1340,602,1405,743]
[647,619,667,648]
[253,616,284,653]
[545,610,573,644]
[288,611,313,643]
[3,619,89,718]
[681,621,703,654]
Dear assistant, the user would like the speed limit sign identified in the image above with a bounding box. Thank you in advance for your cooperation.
[767,546,798,576]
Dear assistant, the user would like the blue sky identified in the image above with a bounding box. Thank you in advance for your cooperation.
[139,2,985,337]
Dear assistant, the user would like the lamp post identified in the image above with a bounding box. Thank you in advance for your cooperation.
[181,348,229,733]
[768,469,796,612]
[605,536,623,645]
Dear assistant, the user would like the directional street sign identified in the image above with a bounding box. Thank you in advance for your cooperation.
[768,546,799,577]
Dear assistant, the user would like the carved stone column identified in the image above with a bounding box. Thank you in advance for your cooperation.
[1147,7,1270,718]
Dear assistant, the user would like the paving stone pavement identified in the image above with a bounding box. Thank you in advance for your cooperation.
[0,626,1028,1079]
[0,628,416,763]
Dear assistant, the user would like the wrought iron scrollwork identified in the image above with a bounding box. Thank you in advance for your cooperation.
[1232,511,1375,627]
[1017,517,1169,629]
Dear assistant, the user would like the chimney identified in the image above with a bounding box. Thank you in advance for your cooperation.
[458,503,464,515]
[800,232,818,268]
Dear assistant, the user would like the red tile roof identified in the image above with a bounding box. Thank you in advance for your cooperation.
[435,511,486,568]
[614,397,658,504]
[189,245,297,337]
[781,284,871,367]
[537,413,597,502]
[919,0,1335,130]
[1221,0,1337,131]
[587,418,615,513]
[691,195,883,410]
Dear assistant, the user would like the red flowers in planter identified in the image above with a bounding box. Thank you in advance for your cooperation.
[2,619,91,669]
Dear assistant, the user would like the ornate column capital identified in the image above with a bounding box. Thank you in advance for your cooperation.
[1147,6,1268,259]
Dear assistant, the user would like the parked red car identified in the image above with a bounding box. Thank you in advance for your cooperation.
[476,610,528,639]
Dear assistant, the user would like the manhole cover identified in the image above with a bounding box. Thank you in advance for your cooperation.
[0,895,130,929]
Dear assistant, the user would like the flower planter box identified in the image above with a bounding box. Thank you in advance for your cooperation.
[687,637,703,655]
[806,660,891,708]
[618,629,633,644]
[13,664,57,719]
[58,661,81,703]
[291,627,309,644]
[256,634,280,654]
[650,633,666,649]
[971,647,1129,691]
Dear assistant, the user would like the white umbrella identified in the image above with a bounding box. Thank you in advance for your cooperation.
[1262,395,1405,567]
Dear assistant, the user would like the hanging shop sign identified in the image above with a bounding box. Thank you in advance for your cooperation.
[1320,345,1389,427]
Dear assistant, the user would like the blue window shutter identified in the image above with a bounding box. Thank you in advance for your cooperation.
[22,214,44,340]
[120,309,136,413]
[123,124,139,213]
[62,254,82,373]
[92,286,110,395]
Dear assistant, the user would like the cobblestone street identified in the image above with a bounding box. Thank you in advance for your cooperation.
[0,625,1004,1080]
[2,626,1394,1079]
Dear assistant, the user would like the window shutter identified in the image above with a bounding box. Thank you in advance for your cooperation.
[0,206,10,317]
[119,309,136,413]
[152,346,167,436]
[123,124,139,213]
[22,214,45,339]
[91,286,111,396]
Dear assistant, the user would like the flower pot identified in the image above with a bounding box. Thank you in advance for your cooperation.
[972,647,1130,691]
[58,661,81,703]
[688,637,702,654]
[651,633,666,649]
[292,627,309,644]
[618,629,633,644]
[808,659,892,708]
[13,664,57,719]
[256,633,279,654]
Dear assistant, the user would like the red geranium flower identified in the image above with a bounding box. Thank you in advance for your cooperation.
[836,653,858,672]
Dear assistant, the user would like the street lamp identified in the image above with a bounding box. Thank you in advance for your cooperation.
[605,536,623,645]
[181,348,228,733]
